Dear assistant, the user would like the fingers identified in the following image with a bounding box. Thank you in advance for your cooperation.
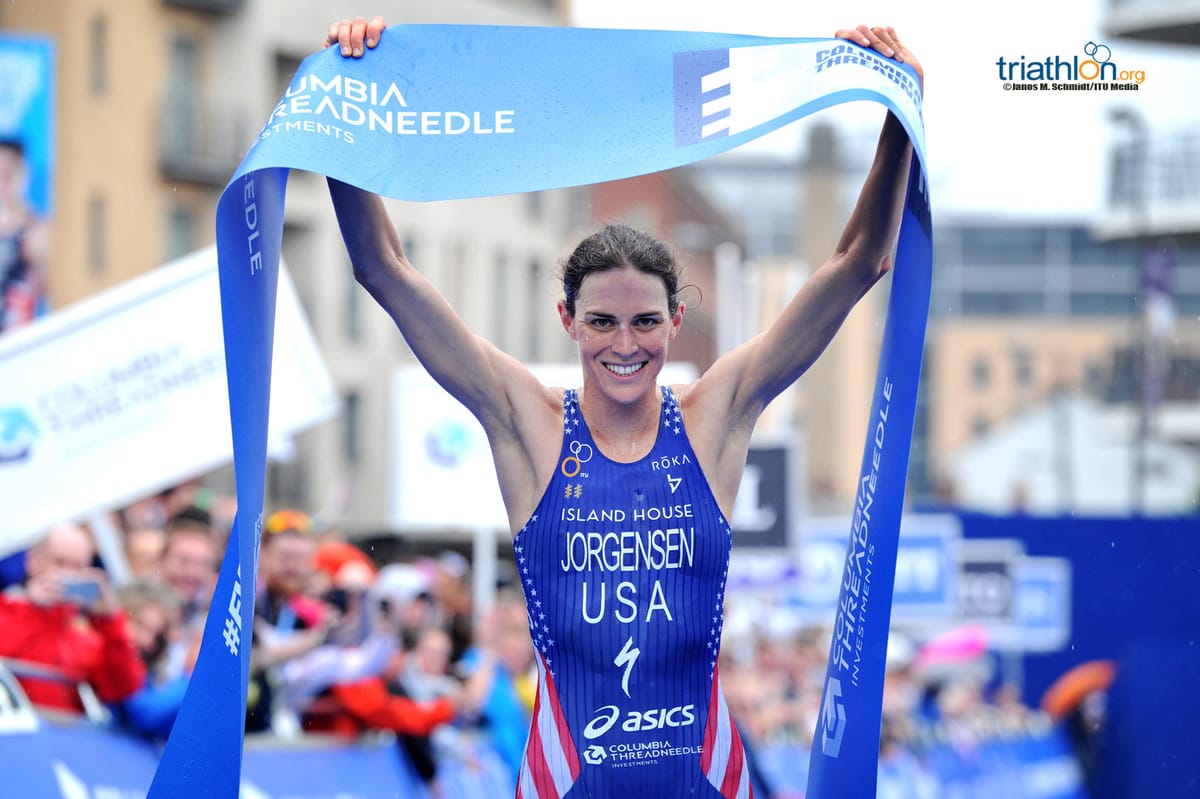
[835,25,905,63]
[366,15,386,48]
[859,25,897,59]
[326,16,387,57]
[351,16,369,55]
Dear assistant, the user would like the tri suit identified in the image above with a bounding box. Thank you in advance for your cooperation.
[513,386,751,799]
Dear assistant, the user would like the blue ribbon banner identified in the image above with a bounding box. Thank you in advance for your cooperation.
[148,24,929,799]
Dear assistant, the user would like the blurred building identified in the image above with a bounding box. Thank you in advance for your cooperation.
[0,0,592,534]
[928,218,1200,512]
[693,115,1200,515]
[691,123,896,515]
[929,6,1200,513]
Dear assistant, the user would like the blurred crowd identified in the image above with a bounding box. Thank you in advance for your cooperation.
[0,480,1106,797]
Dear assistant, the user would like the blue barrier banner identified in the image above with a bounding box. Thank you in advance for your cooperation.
[0,718,1091,799]
[149,24,928,798]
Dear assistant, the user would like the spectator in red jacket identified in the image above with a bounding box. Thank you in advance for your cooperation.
[0,523,145,713]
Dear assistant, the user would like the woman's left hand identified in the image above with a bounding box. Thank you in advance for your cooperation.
[834,25,923,94]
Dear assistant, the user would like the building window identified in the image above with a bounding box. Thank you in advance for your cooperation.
[970,356,990,389]
[273,53,304,103]
[342,391,361,465]
[89,15,108,95]
[962,227,1046,267]
[526,191,544,220]
[1084,360,1106,394]
[441,237,463,308]
[971,414,991,438]
[1012,348,1033,387]
[167,206,195,261]
[402,234,420,270]
[87,193,106,276]
[345,264,363,342]
[527,257,543,357]
[165,36,199,156]
[492,250,509,350]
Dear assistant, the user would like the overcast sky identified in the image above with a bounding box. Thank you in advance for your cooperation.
[572,0,1200,220]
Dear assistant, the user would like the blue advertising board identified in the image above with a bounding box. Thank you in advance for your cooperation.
[0,34,54,329]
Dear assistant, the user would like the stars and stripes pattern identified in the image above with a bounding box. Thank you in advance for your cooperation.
[516,649,581,799]
[701,665,752,799]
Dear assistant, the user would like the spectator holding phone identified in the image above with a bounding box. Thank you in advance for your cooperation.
[0,523,145,713]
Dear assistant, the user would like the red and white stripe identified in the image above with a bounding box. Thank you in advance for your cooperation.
[701,666,752,799]
[516,650,581,799]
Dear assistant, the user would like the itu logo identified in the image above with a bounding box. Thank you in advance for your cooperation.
[819,677,846,758]
[559,440,593,478]
[996,41,1146,89]
[0,406,38,464]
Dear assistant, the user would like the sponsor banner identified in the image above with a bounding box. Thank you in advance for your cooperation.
[0,719,514,799]
[730,435,805,549]
[727,515,960,625]
[0,717,1087,799]
[0,247,339,557]
[991,555,1073,653]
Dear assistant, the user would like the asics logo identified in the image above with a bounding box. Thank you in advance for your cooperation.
[582,703,697,739]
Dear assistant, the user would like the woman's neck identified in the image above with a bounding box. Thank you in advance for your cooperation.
[578,384,662,463]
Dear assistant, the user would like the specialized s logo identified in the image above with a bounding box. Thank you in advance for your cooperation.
[820,677,847,758]
[614,636,640,697]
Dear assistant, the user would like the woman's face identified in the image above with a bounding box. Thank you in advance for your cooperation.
[560,267,682,406]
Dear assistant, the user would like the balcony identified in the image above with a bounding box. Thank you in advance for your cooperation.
[158,93,250,187]
[1104,0,1200,45]
[161,0,243,14]
[1097,128,1200,241]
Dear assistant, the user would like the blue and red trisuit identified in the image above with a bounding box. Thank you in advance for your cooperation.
[514,387,751,799]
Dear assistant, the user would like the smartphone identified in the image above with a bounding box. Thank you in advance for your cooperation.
[61,577,102,606]
[325,587,350,614]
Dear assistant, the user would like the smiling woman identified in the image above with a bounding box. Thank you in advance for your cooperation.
[323,14,921,799]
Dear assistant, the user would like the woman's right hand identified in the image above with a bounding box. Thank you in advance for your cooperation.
[324,16,387,58]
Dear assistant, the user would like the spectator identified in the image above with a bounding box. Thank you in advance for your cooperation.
[272,540,397,729]
[113,578,192,739]
[458,588,536,784]
[159,506,218,627]
[301,562,486,758]
[376,562,439,645]
[0,523,144,713]
[246,509,330,733]
[433,551,474,663]
[123,525,166,581]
